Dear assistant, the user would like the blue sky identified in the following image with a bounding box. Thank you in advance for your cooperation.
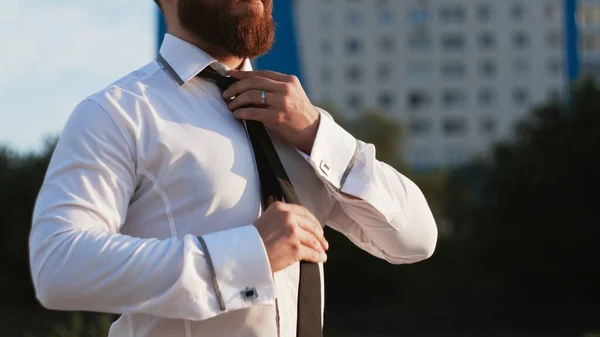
[0,1,156,152]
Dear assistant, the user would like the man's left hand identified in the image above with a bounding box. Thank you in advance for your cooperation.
[223,70,321,155]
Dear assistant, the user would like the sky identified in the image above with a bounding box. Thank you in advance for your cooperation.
[0,1,156,152]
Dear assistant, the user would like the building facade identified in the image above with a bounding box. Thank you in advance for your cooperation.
[578,0,600,81]
[157,0,579,169]
[294,0,567,169]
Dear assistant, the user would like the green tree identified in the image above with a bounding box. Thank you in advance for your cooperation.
[0,137,57,306]
[465,78,600,326]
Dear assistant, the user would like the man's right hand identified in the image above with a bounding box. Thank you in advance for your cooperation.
[253,201,329,273]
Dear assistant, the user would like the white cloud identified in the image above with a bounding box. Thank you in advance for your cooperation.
[0,1,156,151]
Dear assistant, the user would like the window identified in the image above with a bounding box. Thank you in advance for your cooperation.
[321,40,332,55]
[478,89,496,107]
[513,58,531,77]
[379,35,396,53]
[346,12,363,27]
[377,63,393,82]
[409,119,432,136]
[378,92,395,109]
[478,32,496,50]
[513,88,530,106]
[511,3,525,21]
[442,117,467,136]
[477,4,494,23]
[546,31,562,48]
[407,90,431,111]
[345,65,363,83]
[442,90,467,108]
[439,6,466,24]
[439,7,451,23]
[408,8,430,25]
[441,61,466,78]
[480,60,497,78]
[480,117,497,135]
[441,34,466,51]
[408,62,432,80]
[579,5,600,28]
[347,93,363,109]
[410,150,434,168]
[444,148,468,166]
[581,33,600,52]
[378,10,396,25]
[345,38,363,55]
[513,31,530,49]
[408,33,432,50]
[546,58,562,76]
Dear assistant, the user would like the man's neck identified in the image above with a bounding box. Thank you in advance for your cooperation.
[168,29,245,70]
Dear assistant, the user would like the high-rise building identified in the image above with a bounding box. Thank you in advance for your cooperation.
[295,0,568,169]
[578,0,600,80]
[157,0,579,169]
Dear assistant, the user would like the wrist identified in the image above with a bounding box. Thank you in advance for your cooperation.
[297,111,321,155]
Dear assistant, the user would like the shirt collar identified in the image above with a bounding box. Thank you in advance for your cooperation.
[158,33,253,86]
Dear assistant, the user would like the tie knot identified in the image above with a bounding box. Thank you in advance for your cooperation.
[198,67,238,92]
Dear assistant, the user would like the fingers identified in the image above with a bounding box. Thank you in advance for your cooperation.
[300,245,328,264]
[290,204,328,251]
[266,202,328,263]
[232,107,280,124]
[297,227,325,253]
[222,76,282,99]
[228,69,292,83]
[299,218,329,252]
[296,205,324,235]
[228,90,283,111]
[297,230,328,264]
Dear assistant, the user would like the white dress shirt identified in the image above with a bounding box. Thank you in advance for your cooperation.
[29,34,438,337]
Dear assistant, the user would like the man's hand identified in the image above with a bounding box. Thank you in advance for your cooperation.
[253,201,328,273]
[223,70,321,154]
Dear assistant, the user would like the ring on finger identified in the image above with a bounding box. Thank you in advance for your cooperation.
[260,90,268,105]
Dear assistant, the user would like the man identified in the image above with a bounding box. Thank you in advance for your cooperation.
[29,0,437,336]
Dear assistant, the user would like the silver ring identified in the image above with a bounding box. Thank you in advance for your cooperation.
[260,90,267,105]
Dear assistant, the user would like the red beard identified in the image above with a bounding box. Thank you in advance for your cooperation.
[177,0,275,59]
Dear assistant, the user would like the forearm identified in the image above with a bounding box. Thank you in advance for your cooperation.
[327,172,438,263]
[29,221,275,320]
[304,108,438,262]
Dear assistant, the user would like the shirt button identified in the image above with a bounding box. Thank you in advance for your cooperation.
[241,287,259,302]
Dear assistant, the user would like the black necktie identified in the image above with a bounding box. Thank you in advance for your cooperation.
[198,67,322,337]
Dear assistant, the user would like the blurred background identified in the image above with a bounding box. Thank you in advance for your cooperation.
[1,0,599,336]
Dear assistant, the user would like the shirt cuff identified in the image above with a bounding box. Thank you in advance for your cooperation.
[297,108,358,190]
[200,225,276,312]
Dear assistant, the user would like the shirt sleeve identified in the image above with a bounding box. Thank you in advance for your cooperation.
[29,99,275,320]
[298,108,438,264]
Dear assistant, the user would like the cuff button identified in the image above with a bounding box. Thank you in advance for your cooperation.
[241,287,259,302]
[319,160,330,176]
